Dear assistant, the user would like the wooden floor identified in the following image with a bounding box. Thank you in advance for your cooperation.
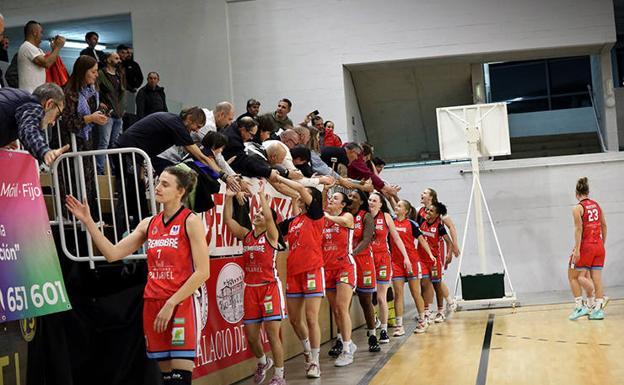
[370,300,624,385]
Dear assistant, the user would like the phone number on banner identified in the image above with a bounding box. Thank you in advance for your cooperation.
[1,281,69,316]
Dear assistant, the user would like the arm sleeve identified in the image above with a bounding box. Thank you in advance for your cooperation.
[409,220,423,238]
[278,217,293,235]
[16,107,50,162]
[311,152,341,179]
[135,88,145,118]
[348,159,385,190]
[60,94,87,134]
[215,152,236,176]
[172,123,194,147]
[306,194,324,220]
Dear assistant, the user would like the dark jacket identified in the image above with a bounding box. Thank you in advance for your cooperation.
[121,58,144,92]
[136,85,168,118]
[79,47,106,64]
[222,122,272,178]
[0,87,38,146]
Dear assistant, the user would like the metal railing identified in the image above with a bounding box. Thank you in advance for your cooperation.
[51,146,157,269]
[587,84,608,153]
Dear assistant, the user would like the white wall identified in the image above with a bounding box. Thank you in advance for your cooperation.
[3,0,616,137]
[381,152,624,295]
[2,0,233,111]
[227,0,616,140]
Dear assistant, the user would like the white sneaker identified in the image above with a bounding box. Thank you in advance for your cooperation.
[414,320,428,334]
[392,326,405,337]
[446,298,458,313]
[306,362,321,378]
[334,351,354,367]
[303,352,312,371]
[253,357,274,384]
[434,312,446,323]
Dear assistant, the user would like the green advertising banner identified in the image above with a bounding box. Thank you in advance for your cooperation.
[0,150,71,322]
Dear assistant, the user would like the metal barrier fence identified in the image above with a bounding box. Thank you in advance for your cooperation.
[51,146,157,269]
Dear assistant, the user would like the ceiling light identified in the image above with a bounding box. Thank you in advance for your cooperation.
[63,40,107,50]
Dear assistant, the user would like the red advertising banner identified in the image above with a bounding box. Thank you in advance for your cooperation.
[193,181,294,377]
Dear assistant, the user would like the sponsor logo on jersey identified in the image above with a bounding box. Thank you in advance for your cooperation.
[258,236,266,244]
[151,226,158,235]
[170,225,180,236]
[148,237,179,249]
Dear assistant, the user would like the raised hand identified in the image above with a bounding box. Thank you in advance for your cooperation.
[65,195,91,223]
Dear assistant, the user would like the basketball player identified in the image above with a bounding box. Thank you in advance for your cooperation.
[347,190,381,353]
[568,177,607,320]
[417,202,453,324]
[418,188,459,321]
[390,200,436,335]
[65,167,209,385]
[275,176,325,378]
[323,192,357,366]
[223,182,287,385]
[368,192,412,344]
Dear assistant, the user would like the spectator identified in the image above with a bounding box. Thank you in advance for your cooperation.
[57,55,108,220]
[44,38,69,87]
[320,144,350,175]
[79,31,106,64]
[136,71,167,118]
[347,142,399,199]
[323,120,342,148]
[222,116,278,180]
[256,98,293,136]
[155,101,234,174]
[96,52,126,174]
[18,21,65,93]
[0,83,69,164]
[236,98,260,121]
[117,44,143,92]
[372,156,386,174]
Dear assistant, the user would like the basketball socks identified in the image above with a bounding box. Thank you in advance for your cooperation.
[311,348,320,363]
[381,323,388,332]
[574,296,583,308]
[301,338,312,353]
[275,367,285,378]
[587,296,595,308]
[336,333,343,342]
[395,317,403,327]
[596,298,604,309]
[258,354,267,365]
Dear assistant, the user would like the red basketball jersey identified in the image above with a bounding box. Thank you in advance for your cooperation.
[284,214,324,275]
[353,210,372,258]
[579,199,603,245]
[144,207,194,300]
[322,214,354,271]
[242,231,280,285]
[418,206,427,221]
[417,216,446,259]
[391,218,420,262]
[371,212,390,255]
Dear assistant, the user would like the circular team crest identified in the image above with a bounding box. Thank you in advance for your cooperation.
[151,226,158,235]
[197,282,209,330]
[216,262,244,324]
[20,317,36,342]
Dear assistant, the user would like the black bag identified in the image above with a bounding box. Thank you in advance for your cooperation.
[5,53,19,88]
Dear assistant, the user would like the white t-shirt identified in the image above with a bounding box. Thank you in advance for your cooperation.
[18,41,45,93]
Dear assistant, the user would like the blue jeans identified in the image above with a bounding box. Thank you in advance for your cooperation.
[97,117,123,174]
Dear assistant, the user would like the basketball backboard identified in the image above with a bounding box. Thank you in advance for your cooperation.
[436,102,511,161]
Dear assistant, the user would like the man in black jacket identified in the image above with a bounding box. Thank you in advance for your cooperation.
[79,31,106,64]
[136,72,167,118]
[222,116,280,180]
[117,44,143,92]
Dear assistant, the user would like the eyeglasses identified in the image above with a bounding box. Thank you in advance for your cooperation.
[53,102,63,116]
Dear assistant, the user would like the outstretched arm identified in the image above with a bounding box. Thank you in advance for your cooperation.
[223,189,250,241]
[258,181,280,246]
[275,175,312,206]
[65,195,148,262]
[324,211,354,228]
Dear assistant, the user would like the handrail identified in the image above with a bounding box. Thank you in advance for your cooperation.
[587,84,608,152]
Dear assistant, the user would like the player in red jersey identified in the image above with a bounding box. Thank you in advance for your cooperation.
[347,190,381,353]
[390,200,436,336]
[323,191,357,366]
[418,188,459,321]
[223,182,287,385]
[65,167,210,385]
[417,202,453,325]
[368,192,412,344]
[275,176,325,378]
[568,177,608,320]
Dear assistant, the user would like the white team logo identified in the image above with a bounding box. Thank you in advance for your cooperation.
[170,225,180,236]
[258,236,265,244]
[431,227,437,233]
[196,282,209,330]
[216,262,245,324]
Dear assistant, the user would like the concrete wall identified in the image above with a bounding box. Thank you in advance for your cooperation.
[2,0,616,139]
[382,152,624,295]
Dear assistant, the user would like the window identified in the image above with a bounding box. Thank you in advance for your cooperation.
[487,56,592,113]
